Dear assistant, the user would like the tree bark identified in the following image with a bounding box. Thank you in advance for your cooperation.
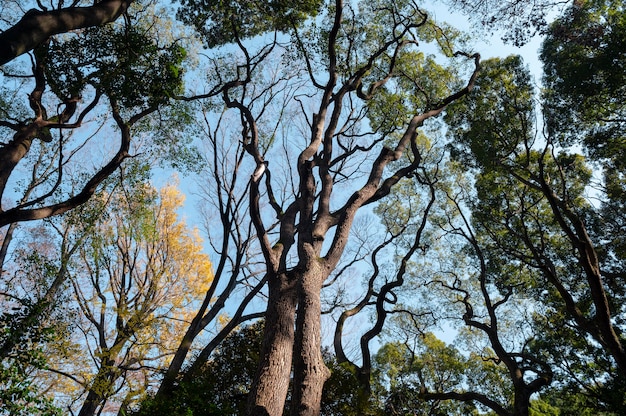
[512,387,531,416]
[0,0,133,66]
[291,259,331,416]
[247,272,298,416]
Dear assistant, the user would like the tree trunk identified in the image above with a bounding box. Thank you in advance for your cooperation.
[291,263,330,416]
[77,390,102,416]
[0,135,34,203]
[512,386,531,416]
[156,318,202,397]
[247,272,297,416]
[78,357,118,416]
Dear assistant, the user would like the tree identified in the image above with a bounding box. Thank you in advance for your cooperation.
[353,2,626,412]
[332,154,441,414]
[0,217,89,415]
[0,0,187,227]
[0,6,192,411]
[173,1,480,414]
[375,336,487,416]
[341,145,553,416]
[35,174,213,416]
[0,287,64,416]
[443,14,626,407]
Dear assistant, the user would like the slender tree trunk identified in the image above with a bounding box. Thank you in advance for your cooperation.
[247,272,297,416]
[156,318,202,397]
[291,261,330,416]
[78,390,102,416]
[78,357,119,416]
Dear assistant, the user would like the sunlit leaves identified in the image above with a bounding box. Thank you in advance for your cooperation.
[446,55,535,171]
[542,0,626,150]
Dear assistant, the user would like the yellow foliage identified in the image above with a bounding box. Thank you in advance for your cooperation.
[50,178,214,411]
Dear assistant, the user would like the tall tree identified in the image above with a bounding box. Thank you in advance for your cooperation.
[176,1,480,414]
[445,41,625,412]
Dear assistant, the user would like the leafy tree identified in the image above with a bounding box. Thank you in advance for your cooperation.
[443,3,626,408]
[136,320,264,416]
[0,300,63,416]
[0,220,85,416]
[0,1,187,227]
[136,320,379,416]
[375,337,489,416]
[34,173,213,416]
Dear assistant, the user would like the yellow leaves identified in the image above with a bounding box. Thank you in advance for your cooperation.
[60,177,214,409]
[154,180,214,305]
[217,313,231,329]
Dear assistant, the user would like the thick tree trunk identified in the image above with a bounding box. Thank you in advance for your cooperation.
[512,386,531,416]
[291,262,330,416]
[247,272,297,416]
[0,135,34,203]
[0,0,133,66]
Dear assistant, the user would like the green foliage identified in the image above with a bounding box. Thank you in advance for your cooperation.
[133,321,264,416]
[134,101,204,173]
[542,0,626,153]
[0,302,62,416]
[446,55,535,171]
[133,321,380,416]
[528,397,560,416]
[542,0,626,297]
[44,24,186,110]
[374,335,487,415]
[439,5,626,415]
[177,0,323,47]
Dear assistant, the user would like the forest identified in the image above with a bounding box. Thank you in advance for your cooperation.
[0,0,624,415]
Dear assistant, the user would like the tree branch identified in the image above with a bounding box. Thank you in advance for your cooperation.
[0,0,133,66]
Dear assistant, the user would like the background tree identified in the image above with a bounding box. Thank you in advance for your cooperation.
[48,174,213,416]
[445,0,576,46]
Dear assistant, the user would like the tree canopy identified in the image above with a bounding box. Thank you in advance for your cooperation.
[0,0,625,415]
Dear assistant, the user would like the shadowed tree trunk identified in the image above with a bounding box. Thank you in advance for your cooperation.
[248,272,298,416]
